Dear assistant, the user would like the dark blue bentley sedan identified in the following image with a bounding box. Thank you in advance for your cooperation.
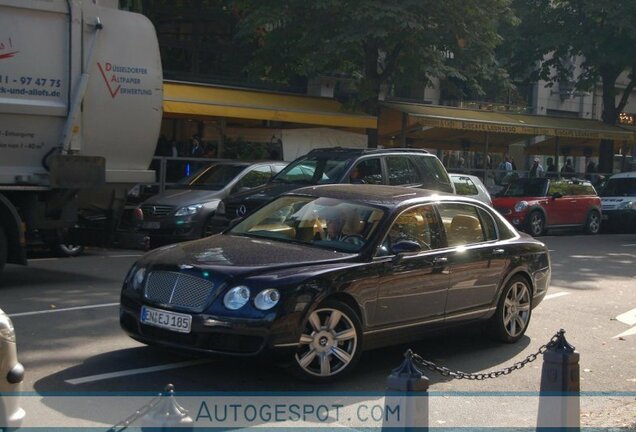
[120,184,551,381]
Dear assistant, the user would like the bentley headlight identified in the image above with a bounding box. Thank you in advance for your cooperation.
[224,286,251,310]
[514,201,529,212]
[254,289,280,310]
[618,201,635,210]
[175,204,204,216]
[127,266,146,291]
[216,200,226,215]
[0,313,16,343]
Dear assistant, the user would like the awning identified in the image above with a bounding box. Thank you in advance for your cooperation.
[163,81,377,129]
[379,102,634,151]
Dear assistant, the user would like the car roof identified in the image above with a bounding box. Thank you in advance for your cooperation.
[609,171,636,179]
[208,160,286,167]
[288,184,465,208]
[307,147,430,157]
[449,173,482,182]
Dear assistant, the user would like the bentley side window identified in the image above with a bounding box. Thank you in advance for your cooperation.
[377,205,441,256]
[438,204,486,247]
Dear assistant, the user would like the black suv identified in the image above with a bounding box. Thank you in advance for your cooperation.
[209,147,454,233]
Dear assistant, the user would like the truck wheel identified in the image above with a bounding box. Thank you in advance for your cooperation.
[0,227,7,272]
[54,243,85,257]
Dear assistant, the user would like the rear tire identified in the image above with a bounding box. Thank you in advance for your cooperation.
[585,210,601,235]
[0,227,7,272]
[488,276,532,343]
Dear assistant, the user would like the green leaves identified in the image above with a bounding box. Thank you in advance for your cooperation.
[234,0,513,113]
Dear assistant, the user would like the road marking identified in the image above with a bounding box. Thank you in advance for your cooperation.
[621,244,636,247]
[613,327,636,339]
[9,303,119,317]
[543,292,570,301]
[65,359,212,385]
[28,258,60,262]
[616,308,636,327]
[613,308,636,339]
[107,254,144,258]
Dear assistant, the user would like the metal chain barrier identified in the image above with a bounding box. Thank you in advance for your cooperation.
[411,330,563,380]
[105,384,174,432]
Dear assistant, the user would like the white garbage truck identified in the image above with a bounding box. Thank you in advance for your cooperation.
[0,0,163,270]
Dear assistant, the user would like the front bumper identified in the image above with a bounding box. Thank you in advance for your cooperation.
[139,217,205,245]
[119,297,301,358]
[601,209,636,232]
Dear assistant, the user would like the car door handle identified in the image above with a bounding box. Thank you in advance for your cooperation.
[492,248,505,256]
[433,257,448,265]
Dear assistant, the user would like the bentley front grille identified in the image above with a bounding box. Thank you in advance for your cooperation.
[144,271,215,312]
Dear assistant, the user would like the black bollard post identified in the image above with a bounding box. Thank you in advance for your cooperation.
[141,384,194,431]
[383,349,429,432]
[537,330,580,431]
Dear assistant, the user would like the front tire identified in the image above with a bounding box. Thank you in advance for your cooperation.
[292,299,362,382]
[585,210,601,235]
[526,211,545,237]
[488,276,532,343]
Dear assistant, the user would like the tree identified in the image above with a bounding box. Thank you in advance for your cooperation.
[504,0,636,172]
[234,0,515,147]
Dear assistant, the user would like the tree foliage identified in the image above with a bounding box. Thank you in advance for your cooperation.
[502,0,636,170]
[234,0,515,116]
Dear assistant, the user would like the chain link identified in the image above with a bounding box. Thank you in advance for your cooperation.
[105,385,174,432]
[411,331,562,380]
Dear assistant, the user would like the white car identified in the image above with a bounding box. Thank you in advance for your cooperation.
[599,171,636,232]
[0,309,25,428]
[450,173,492,205]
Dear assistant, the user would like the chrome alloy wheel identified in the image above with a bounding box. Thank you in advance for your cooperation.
[295,308,358,377]
[529,212,544,236]
[587,212,600,234]
[503,280,531,338]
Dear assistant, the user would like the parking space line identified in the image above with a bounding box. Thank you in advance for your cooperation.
[543,292,570,301]
[65,359,212,385]
[28,258,60,262]
[107,254,144,258]
[9,303,119,317]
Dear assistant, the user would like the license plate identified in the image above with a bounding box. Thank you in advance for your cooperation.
[140,306,192,333]
[142,221,160,229]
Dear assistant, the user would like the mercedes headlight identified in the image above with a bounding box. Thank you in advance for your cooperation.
[0,313,16,343]
[254,289,280,310]
[618,201,635,210]
[224,286,251,310]
[175,204,204,216]
[216,200,226,215]
[514,201,529,212]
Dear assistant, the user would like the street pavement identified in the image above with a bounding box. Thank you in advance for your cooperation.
[0,232,634,429]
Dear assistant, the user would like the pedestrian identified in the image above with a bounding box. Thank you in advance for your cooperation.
[169,139,179,157]
[190,134,203,157]
[546,157,557,178]
[496,154,513,185]
[529,158,544,178]
[585,159,597,183]
[561,159,575,178]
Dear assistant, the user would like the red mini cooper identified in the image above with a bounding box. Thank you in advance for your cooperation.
[492,178,602,236]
